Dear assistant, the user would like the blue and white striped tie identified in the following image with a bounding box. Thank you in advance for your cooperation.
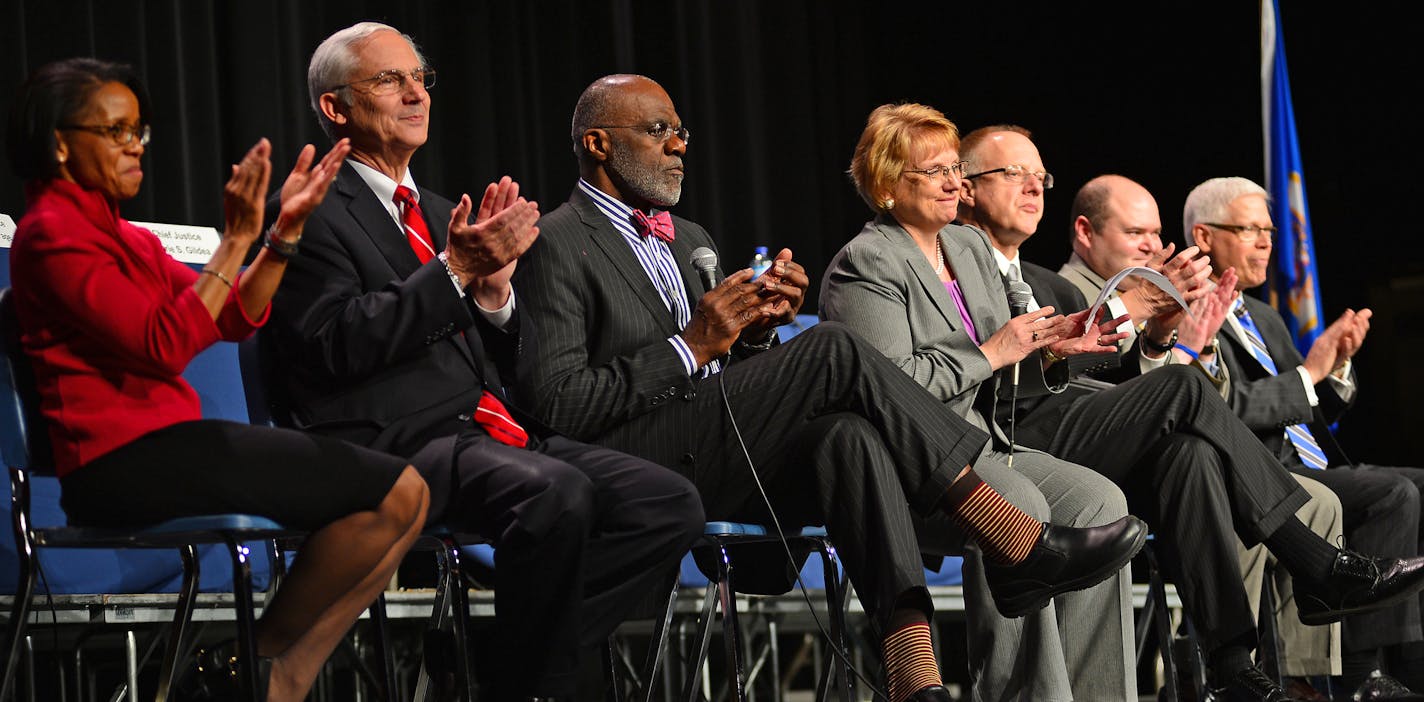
[1233,300,1330,470]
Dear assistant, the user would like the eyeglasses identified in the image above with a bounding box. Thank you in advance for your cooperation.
[1203,222,1277,243]
[903,161,970,181]
[964,164,1054,190]
[598,120,690,145]
[330,68,436,95]
[58,123,151,147]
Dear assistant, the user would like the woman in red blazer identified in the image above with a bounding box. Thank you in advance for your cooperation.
[5,58,428,702]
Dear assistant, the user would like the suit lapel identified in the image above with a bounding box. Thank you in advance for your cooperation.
[880,220,965,339]
[335,164,426,279]
[667,230,706,300]
[570,191,683,337]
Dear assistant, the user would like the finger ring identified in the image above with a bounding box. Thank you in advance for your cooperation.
[1031,331,1038,342]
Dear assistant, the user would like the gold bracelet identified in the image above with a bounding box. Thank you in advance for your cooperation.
[1041,346,1065,364]
[200,267,234,289]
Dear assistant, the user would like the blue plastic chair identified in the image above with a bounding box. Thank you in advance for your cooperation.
[0,288,300,701]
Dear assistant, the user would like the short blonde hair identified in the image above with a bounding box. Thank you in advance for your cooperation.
[849,103,959,212]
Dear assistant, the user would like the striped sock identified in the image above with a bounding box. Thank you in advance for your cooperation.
[942,468,1043,565]
[883,622,941,702]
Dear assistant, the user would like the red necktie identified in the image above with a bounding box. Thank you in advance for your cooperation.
[632,209,675,242]
[394,185,436,263]
[475,391,529,448]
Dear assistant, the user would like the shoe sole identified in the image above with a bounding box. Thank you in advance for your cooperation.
[995,517,1149,618]
[1298,582,1424,626]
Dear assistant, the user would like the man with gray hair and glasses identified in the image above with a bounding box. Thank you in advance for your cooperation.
[260,23,706,700]
[1186,176,1424,700]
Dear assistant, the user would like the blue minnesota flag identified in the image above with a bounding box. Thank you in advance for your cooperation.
[1261,0,1323,353]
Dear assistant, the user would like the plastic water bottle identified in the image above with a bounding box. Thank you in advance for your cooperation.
[748,246,772,279]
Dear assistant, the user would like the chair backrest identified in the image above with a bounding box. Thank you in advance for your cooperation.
[0,288,53,476]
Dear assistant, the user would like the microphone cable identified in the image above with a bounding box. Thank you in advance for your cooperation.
[714,353,892,701]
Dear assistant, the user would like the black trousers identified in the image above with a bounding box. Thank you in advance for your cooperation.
[1017,365,1310,651]
[411,432,704,699]
[678,323,987,632]
[1300,464,1424,651]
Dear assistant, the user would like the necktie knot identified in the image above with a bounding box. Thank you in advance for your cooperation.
[632,209,675,242]
[393,185,417,210]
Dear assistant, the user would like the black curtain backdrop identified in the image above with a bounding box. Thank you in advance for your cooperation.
[3,1,1420,462]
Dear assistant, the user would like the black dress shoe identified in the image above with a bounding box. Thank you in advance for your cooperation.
[1209,664,1307,701]
[1295,551,1424,625]
[1351,670,1424,701]
[983,514,1147,617]
[905,684,953,701]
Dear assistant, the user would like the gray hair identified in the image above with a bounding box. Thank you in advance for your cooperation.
[1182,177,1268,245]
[307,21,427,139]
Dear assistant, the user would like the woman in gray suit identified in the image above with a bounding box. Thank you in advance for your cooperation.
[819,103,1139,702]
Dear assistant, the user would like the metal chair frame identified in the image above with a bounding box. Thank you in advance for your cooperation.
[0,286,300,702]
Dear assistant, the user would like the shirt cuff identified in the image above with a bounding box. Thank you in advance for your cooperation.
[1138,346,1170,373]
[473,287,516,331]
[1327,359,1357,402]
[669,336,699,377]
[1295,365,1321,406]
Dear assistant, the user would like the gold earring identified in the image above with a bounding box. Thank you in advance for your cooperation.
[882,198,895,211]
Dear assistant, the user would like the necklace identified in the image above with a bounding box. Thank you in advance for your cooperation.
[932,235,945,276]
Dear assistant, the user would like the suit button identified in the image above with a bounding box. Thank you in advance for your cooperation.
[680,453,695,466]
[457,413,471,422]
[682,390,695,401]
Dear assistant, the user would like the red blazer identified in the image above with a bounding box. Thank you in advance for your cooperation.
[9,179,265,476]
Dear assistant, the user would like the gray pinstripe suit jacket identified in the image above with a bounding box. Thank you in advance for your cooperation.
[819,217,1063,446]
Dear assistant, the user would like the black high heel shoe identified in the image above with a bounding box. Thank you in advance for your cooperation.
[173,641,272,701]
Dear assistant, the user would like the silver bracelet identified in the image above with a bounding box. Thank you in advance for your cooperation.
[436,251,465,296]
[263,221,299,258]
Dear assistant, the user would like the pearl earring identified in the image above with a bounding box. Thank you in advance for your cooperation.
[882,198,895,211]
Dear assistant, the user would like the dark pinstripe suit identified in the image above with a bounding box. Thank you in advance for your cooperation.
[260,165,704,698]
[1218,294,1424,651]
[512,186,990,628]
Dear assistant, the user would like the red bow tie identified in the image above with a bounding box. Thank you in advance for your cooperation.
[632,209,675,242]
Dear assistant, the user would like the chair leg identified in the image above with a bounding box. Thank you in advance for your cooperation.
[155,544,201,702]
[716,542,748,702]
[444,540,477,702]
[225,536,263,701]
[414,544,453,702]
[818,543,853,702]
[682,581,720,702]
[1,468,38,702]
[367,593,399,702]
[1147,547,1180,702]
[640,570,681,702]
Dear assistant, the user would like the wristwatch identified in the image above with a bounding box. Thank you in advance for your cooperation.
[263,221,300,258]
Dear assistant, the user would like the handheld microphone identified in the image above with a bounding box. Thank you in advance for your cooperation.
[1005,280,1034,466]
[1006,280,1034,387]
[690,247,719,292]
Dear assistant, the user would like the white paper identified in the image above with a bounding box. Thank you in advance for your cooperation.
[1082,266,1191,334]
[130,221,222,264]
[0,213,16,249]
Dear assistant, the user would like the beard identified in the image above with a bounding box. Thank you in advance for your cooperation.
[607,146,683,208]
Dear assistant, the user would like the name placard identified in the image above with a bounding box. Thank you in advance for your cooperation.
[0,213,15,248]
[129,221,222,264]
[0,215,219,266]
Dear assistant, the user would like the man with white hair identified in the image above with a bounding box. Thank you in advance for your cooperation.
[260,23,705,700]
[1186,176,1424,699]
